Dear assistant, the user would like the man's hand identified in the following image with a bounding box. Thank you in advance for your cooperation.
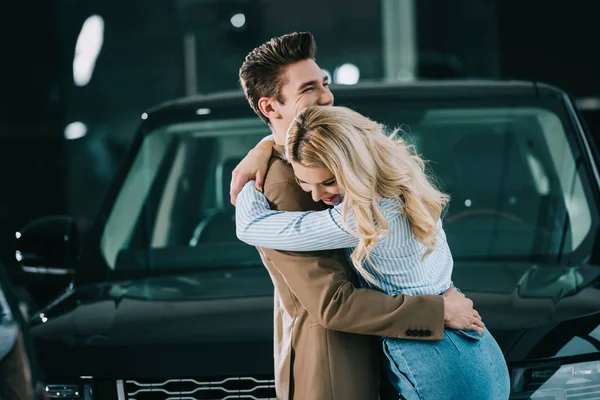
[230,140,275,206]
[442,287,484,334]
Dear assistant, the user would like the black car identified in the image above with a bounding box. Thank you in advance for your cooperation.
[16,81,600,399]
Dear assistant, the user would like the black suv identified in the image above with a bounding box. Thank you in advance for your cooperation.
[16,81,600,399]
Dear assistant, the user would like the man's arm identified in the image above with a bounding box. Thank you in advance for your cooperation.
[264,245,445,338]
[260,170,446,339]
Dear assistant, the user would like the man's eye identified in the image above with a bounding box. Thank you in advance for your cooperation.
[302,87,314,93]
[323,82,329,87]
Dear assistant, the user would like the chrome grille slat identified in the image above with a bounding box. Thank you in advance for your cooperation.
[164,397,273,400]
[124,376,276,400]
[128,377,274,387]
[129,385,275,397]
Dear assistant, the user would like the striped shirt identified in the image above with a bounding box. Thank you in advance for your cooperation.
[236,182,454,296]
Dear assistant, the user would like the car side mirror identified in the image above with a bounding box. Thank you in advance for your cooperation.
[15,216,79,275]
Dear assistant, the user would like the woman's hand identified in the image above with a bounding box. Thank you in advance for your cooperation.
[230,139,275,206]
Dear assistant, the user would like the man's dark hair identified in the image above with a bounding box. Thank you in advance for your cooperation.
[239,32,317,124]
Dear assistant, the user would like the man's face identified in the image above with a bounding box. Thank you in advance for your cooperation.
[268,59,334,142]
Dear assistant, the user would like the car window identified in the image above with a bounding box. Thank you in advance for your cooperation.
[537,110,591,248]
[411,107,592,256]
[99,103,598,272]
[100,119,270,270]
[100,132,172,268]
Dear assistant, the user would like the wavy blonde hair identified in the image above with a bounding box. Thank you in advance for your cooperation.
[285,106,449,285]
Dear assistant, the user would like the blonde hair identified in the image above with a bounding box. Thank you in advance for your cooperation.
[285,106,449,285]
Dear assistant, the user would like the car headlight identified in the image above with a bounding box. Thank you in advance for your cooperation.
[510,358,600,399]
[45,384,92,400]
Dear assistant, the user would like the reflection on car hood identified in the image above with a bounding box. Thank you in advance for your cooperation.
[453,262,600,328]
[30,270,276,378]
[31,268,275,344]
[452,262,600,363]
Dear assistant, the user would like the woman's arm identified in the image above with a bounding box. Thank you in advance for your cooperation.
[229,135,275,206]
[235,181,359,250]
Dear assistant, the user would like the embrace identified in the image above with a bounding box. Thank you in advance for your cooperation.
[229,32,510,400]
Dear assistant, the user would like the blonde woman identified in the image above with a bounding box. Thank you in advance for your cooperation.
[235,106,510,399]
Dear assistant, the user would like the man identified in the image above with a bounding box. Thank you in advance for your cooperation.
[232,32,483,400]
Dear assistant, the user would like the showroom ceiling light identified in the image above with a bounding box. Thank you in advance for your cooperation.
[230,13,246,28]
[73,15,104,87]
[64,121,87,140]
[334,63,360,85]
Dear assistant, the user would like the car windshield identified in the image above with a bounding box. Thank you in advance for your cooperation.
[99,97,599,277]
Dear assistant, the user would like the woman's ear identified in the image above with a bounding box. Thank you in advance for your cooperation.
[258,97,282,121]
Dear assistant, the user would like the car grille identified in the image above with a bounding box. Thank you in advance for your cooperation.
[122,376,276,400]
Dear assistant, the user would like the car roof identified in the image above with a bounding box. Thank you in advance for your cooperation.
[140,79,568,133]
[146,80,564,116]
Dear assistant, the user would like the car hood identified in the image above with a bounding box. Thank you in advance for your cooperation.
[30,263,600,378]
[30,269,276,378]
[451,262,600,363]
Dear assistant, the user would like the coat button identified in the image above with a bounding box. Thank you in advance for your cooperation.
[405,329,412,336]
[425,330,432,336]
[418,330,424,336]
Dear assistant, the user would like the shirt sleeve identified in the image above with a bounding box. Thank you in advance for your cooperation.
[236,181,359,250]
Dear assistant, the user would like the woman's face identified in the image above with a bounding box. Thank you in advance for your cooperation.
[291,162,342,206]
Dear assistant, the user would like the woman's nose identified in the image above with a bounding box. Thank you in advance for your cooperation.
[311,189,322,202]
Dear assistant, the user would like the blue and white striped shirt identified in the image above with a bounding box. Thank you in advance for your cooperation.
[236,182,454,296]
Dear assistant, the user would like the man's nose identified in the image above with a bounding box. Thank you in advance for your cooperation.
[319,89,334,106]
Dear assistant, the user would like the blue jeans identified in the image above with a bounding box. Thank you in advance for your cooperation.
[382,327,510,400]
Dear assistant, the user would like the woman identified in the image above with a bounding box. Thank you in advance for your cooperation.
[235,105,510,400]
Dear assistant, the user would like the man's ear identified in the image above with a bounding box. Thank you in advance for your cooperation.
[258,97,282,121]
